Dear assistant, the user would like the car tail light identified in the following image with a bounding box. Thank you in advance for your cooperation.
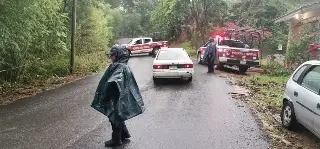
[178,64,193,68]
[153,65,169,69]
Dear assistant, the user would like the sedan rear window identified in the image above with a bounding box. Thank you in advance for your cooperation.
[157,50,188,60]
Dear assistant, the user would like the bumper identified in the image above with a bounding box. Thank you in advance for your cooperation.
[153,71,193,78]
[219,57,259,67]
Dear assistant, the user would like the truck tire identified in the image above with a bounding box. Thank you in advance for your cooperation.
[197,52,203,64]
[239,66,248,74]
[129,50,132,57]
[152,47,160,58]
[216,62,224,70]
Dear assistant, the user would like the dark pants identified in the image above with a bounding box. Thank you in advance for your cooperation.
[109,112,123,138]
[207,58,215,72]
[109,112,130,140]
[107,84,130,140]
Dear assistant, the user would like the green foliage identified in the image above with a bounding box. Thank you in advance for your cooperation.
[76,51,110,75]
[150,0,229,43]
[261,62,293,77]
[0,0,117,93]
[178,42,196,56]
[118,12,144,37]
[2,0,316,98]
[0,0,67,81]
[150,0,188,40]
[285,24,314,66]
[246,75,289,111]
[76,3,114,53]
[285,42,309,65]
[228,0,290,55]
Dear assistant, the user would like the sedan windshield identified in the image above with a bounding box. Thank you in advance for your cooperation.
[157,49,188,60]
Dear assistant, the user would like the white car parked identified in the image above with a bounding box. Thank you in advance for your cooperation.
[281,60,320,138]
[153,48,194,84]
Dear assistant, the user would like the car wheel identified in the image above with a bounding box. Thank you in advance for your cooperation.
[216,62,224,70]
[197,53,203,64]
[152,47,160,57]
[187,77,192,83]
[239,66,248,74]
[129,51,132,57]
[281,101,298,130]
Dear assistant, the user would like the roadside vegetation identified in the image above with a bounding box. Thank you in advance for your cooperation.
[176,42,196,57]
[1,0,320,147]
[229,68,320,148]
[227,60,319,148]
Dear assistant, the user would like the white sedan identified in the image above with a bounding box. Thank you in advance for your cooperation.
[153,48,194,83]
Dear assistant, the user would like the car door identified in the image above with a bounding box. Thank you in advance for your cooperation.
[299,65,320,137]
[286,64,311,127]
[131,38,143,52]
[142,38,152,52]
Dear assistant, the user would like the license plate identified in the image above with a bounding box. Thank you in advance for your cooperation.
[240,61,246,64]
[169,65,177,69]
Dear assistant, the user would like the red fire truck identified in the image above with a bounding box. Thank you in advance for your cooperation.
[121,37,169,57]
[197,28,266,73]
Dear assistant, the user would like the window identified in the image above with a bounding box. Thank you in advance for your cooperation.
[135,39,142,44]
[292,65,309,82]
[220,40,245,48]
[157,50,188,60]
[144,39,151,43]
[301,66,320,94]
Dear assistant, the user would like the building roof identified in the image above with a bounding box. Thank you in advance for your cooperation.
[275,2,320,24]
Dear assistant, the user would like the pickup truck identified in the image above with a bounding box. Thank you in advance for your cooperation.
[121,37,169,57]
[197,39,260,73]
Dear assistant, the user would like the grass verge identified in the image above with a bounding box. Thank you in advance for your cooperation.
[243,75,288,111]
[176,42,197,57]
[229,74,320,148]
[0,50,109,105]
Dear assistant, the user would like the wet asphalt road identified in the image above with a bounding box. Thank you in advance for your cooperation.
[0,55,269,149]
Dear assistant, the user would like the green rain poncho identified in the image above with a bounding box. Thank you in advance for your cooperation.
[91,46,145,122]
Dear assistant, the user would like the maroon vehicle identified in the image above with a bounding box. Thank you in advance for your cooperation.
[197,28,267,73]
[121,37,169,57]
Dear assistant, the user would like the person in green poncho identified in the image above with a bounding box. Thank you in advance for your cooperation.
[91,45,145,147]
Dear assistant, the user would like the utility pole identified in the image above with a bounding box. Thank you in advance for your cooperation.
[70,0,76,74]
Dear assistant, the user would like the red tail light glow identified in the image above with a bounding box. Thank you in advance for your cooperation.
[153,65,169,69]
[178,64,193,68]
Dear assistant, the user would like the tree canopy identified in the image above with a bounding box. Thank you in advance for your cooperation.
[0,0,314,85]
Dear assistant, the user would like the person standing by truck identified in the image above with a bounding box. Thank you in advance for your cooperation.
[203,37,217,73]
[91,45,145,147]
